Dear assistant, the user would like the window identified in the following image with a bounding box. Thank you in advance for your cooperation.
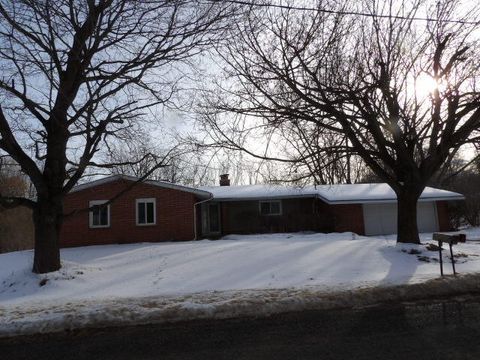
[89,200,110,228]
[259,200,282,216]
[136,198,156,226]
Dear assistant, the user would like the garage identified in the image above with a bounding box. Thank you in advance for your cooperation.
[362,202,439,236]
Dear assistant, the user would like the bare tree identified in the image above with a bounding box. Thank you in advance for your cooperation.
[0,0,234,273]
[202,0,480,244]
[429,149,480,227]
[440,167,480,228]
[0,155,28,197]
[276,124,365,185]
[198,105,366,185]
[105,134,197,183]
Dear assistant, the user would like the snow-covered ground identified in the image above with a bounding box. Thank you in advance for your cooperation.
[1,229,480,337]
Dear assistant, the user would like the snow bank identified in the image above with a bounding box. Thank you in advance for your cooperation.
[2,274,480,338]
[1,229,480,337]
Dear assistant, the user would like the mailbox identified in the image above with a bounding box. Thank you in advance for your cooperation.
[432,233,466,276]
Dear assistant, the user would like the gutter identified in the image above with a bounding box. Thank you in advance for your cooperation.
[207,194,465,205]
[193,194,214,240]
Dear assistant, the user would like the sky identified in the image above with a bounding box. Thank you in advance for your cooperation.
[1,0,480,187]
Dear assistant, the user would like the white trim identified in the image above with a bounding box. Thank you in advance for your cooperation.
[207,194,464,204]
[200,184,464,204]
[323,196,465,205]
[72,176,464,205]
[259,200,282,216]
[203,194,322,202]
[433,201,439,232]
[71,174,211,199]
[136,198,156,226]
[89,200,110,228]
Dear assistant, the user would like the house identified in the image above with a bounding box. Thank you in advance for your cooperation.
[60,174,464,247]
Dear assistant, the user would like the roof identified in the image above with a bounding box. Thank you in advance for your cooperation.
[70,174,212,199]
[71,176,464,205]
[198,183,464,204]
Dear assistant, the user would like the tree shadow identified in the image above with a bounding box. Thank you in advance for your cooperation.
[377,243,421,286]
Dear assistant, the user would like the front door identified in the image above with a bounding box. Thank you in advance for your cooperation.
[202,202,221,236]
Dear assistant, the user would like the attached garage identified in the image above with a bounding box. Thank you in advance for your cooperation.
[201,181,464,237]
[363,202,439,236]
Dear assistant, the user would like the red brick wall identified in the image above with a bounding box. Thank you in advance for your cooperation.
[331,204,365,235]
[60,179,198,247]
[436,201,452,232]
[213,199,365,236]
[217,198,334,235]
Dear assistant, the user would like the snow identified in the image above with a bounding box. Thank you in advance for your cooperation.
[71,174,464,204]
[199,183,464,204]
[71,174,211,198]
[1,229,480,337]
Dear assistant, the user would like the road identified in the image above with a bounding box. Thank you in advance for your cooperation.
[2,296,480,359]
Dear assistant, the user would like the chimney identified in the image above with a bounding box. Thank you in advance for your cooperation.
[219,174,230,186]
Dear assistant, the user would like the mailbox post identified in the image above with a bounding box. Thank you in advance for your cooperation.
[432,233,466,276]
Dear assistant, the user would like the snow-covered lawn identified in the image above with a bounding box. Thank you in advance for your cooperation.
[1,229,480,336]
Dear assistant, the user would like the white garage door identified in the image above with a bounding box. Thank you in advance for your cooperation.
[363,202,438,236]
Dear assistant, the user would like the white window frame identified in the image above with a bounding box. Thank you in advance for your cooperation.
[89,200,110,228]
[259,200,282,216]
[136,198,157,226]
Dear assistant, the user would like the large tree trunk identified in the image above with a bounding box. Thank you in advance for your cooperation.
[396,189,422,244]
[32,196,63,273]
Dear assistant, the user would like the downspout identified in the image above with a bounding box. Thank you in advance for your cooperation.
[193,194,214,240]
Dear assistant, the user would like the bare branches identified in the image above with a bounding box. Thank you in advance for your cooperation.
[202,0,480,191]
[0,0,235,197]
[0,0,237,272]
[0,106,44,191]
[0,154,33,210]
[63,160,167,219]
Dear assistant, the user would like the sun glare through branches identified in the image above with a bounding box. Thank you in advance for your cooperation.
[414,73,445,98]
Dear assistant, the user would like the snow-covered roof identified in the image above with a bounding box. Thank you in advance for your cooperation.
[72,175,463,204]
[199,183,464,204]
[70,174,212,199]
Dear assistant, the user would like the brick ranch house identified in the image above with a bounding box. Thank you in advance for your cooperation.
[60,174,464,247]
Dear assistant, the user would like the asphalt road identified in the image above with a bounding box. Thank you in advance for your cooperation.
[2,296,480,360]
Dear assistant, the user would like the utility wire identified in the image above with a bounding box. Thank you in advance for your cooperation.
[208,0,480,25]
